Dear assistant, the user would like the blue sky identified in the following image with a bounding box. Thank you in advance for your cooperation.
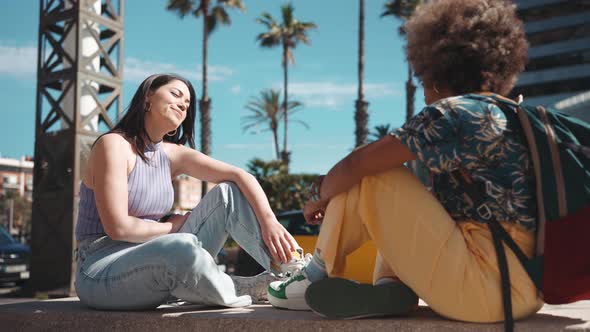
[0,0,425,174]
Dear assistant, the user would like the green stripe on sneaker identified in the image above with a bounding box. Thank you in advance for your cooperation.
[268,274,306,300]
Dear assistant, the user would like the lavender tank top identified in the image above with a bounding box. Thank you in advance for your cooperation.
[75,141,174,241]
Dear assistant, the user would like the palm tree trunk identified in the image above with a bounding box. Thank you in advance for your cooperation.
[200,0,211,197]
[357,0,365,103]
[281,43,290,170]
[354,0,368,147]
[271,124,280,160]
[405,64,416,124]
[405,64,418,175]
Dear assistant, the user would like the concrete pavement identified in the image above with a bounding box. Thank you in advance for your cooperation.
[1,298,589,331]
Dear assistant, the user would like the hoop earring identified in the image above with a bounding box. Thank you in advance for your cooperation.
[145,103,152,112]
[433,84,440,94]
[166,129,177,137]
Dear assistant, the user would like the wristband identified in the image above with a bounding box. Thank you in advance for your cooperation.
[309,175,324,202]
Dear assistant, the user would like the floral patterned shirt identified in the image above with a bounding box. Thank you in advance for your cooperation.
[393,94,537,232]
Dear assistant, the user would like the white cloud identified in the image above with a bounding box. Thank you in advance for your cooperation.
[0,44,37,79]
[290,82,355,96]
[231,84,241,94]
[279,81,400,109]
[0,45,235,84]
[125,57,233,83]
[364,83,402,98]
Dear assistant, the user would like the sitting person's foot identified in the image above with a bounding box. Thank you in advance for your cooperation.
[231,271,280,304]
[304,277,419,319]
[275,248,309,277]
[267,253,313,310]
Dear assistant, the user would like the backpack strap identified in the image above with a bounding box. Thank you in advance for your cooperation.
[451,169,532,332]
[535,105,568,218]
[489,221,514,332]
[451,170,531,264]
[494,101,547,257]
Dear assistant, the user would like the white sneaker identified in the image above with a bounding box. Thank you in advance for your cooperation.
[267,266,312,311]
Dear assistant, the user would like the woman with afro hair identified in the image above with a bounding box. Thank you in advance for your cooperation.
[267,0,543,325]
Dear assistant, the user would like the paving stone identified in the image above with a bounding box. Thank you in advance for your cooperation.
[0,297,588,331]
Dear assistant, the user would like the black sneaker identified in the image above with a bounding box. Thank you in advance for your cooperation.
[305,277,418,319]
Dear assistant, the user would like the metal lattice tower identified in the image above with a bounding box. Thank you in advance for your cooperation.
[32,0,124,292]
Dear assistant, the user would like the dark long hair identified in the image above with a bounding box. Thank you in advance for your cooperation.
[108,73,197,162]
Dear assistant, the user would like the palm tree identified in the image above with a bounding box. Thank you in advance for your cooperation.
[256,3,316,169]
[355,0,369,148]
[246,158,286,179]
[242,89,308,160]
[382,0,422,124]
[167,0,245,196]
[370,124,393,142]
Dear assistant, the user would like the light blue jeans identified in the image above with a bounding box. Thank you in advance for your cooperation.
[75,182,274,310]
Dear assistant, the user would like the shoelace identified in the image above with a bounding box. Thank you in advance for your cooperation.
[283,253,312,278]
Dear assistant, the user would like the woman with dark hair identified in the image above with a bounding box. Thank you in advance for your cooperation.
[268,0,544,324]
[74,73,303,310]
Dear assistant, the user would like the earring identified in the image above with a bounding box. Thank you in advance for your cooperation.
[146,103,152,112]
[433,84,440,94]
[166,129,177,137]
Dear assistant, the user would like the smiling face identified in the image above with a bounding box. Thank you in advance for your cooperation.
[145,80,191,131]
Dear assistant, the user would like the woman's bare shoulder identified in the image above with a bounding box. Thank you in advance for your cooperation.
[161,142,194,166]
[90,133,135,169]
[162,141,196,157]
[94,132,132,150]
[83,133,135,187]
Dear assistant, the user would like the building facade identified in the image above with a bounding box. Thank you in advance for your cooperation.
[0,157,34,201]
[512,0,590,121]
[0,155,207,228]
[173,174,203,212]
[0,156,33,235]
[172,175,216,212]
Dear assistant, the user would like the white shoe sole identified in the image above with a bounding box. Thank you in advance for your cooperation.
[268,295,310,311]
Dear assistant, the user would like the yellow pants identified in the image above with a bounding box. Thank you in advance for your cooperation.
[316,168,543,323]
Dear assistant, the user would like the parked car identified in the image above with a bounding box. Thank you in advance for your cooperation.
[234,210,376,283]
[0,227,30,286]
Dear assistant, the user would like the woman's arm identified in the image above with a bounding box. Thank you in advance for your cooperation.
[92,134,186,243]
[166,143,299,263]
[304,135,416,222]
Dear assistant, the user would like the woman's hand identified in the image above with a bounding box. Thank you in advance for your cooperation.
[304,199,328,225]
[261,220,299,264]
[167,213,191,233]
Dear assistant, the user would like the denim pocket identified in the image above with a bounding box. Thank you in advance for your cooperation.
[78,236,110,262]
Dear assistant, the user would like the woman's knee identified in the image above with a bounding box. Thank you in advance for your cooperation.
[217,181,239,191]
[161,234,221,284]
[160,233,200,248]
[217,181,242,200]
[157,233,204,265]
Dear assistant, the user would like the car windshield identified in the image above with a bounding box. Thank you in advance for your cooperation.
[0,227,16,245]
